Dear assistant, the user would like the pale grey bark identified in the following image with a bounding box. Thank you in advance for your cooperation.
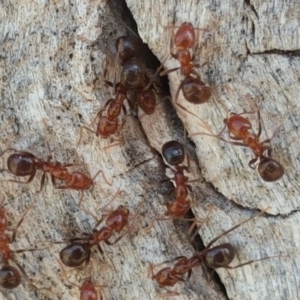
[0,0,299,300]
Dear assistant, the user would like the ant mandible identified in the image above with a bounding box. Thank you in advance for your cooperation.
[150,208,284,297]
[190,106,284,182]
[56,257,107,300]
[59,205,130,268]
[159,22,211,115]
[0,148,109,205]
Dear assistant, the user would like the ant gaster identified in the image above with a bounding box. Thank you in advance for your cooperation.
[59,205,129,268]
[150,208,284,297]
[159,22,211,112]
[191,107,284,182]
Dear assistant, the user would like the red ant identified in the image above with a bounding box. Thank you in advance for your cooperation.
[0,148,109,205]
[150,208,284,297]
[56,257,107,300]
[0,198,47,289]
[144,141,200,232]
[58,205,130,268]
[159,22,211,115]
[161,140,194,218]
[190,107,284,182]
[78,36,156,146]
[77,82,128,147]
[115,36,157,115]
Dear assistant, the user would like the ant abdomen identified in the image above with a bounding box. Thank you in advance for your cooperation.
[60,243,90,267]
[115,36,140,66]
[181,76,211,104]
[7,153,36,177]
[204,243,235,268]
[258,158,284,182]
[0,265,21,289]
[162,141,185,166]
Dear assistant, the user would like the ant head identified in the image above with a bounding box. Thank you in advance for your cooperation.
[174,22,195,49]
[162,141,185,166]
[80,278,97,295]
[0,265,21,289]
[203,243,235,269]
[258,157,284,182]
[106,205,129,232]
[59,243,90,268]
[7,153,36,177]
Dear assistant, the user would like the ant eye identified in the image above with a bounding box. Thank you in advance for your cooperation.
[258,158,284,182]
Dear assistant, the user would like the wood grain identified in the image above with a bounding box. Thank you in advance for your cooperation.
[0,0,299,299]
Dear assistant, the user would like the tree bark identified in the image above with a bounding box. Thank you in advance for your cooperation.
[0,0,299,300]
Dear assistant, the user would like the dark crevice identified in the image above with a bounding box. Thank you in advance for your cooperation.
[107,1,231,299]
[251,48,300,57]
[244,0,259,19]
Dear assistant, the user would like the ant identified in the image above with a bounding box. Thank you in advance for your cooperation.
[0,197,47,289]
[161,140,194,219]
[150,208,284,297]
[158,22,211,115]
[0,148,109,205]
[58,205,130,268]
[78,36,156,146]
[77,82,128,147]
[115,36,157,115]
[190,106,284,182]
[144,140,200,232]
[56,257,107,300]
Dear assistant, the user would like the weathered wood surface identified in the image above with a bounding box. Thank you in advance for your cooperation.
[126,0,300,299]
[0,0,299,300]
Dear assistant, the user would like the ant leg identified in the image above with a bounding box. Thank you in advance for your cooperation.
[11,202,35,242]
[104,232,127,245]
[159,288,181,298]
[0,170,36,185]
[225,254,287,269]
[54,257,81,289]
[77,126,98,146]
[37,172,46,194]
[91,169,112,186]
[174,84,213,133]
[249,157,258,169]
[160,66,181,76]
[11,259,47,291]
[142,216,171,233]
[80,189,121,225]
[205,207,269,250]
[189,205,214,240]
[148,256,188,276]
